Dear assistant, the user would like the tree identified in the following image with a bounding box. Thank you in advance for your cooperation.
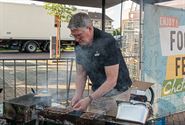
[43,3,76,22]
[113,28,121,36]
[43,3,76,58]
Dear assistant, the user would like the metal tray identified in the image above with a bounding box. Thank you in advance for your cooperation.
[116,101,149,124]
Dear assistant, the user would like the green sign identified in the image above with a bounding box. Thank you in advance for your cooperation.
[162,78,185,96]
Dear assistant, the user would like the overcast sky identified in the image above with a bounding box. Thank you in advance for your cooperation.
[0,0,133,28]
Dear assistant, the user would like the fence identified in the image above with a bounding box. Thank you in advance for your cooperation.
[0,58,77,103]
[0,56,139,103]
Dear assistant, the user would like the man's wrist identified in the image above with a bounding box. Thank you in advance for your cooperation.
[88,95,93,103]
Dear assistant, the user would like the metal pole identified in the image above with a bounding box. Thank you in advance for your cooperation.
[120,0,123,36]
[25,60,27,94]
[14,60,16,97]
[46,60,48,91]
[139,0,144,80]
[36,60,38,92]
[87,78,90,95]
[102,0,105,31]
[56,59,59,100]
[3,60,5,100]
[66,59,69,106]
[67,59,73,99]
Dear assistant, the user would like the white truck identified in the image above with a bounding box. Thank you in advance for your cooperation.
[0,2,75,52]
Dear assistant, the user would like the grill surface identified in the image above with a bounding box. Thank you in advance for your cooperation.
[38,106,141,125]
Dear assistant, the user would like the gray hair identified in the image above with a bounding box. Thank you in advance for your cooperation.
[68,12,92,29]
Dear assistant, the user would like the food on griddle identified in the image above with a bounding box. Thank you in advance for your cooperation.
[80,112,100,120]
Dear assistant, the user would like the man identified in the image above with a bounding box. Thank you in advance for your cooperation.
[68,12,132,116]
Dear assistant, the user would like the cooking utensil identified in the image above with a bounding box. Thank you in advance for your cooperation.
[116,101,150,124]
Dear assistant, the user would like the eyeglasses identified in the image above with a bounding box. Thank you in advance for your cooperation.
[71,32,84,39]
[70,27,88,39]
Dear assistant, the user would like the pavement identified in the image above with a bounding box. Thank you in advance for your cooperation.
[0,50,78,103]
[0,50,75,59]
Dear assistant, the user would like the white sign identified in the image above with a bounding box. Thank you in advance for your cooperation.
[160,26,185,56]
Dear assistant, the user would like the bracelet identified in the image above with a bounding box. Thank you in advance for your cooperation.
[88,95,93,102]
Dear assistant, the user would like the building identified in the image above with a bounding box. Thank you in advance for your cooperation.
[122,10,140,80]
[121,0,185,80]
[122,11,139,56]
[88,12,114,34]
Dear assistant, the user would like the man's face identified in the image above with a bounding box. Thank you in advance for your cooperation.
[70,27,93,46]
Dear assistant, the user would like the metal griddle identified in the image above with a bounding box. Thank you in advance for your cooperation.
[38,106,141,125]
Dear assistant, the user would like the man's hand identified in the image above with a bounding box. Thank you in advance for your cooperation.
[71,95,81,107]
[72,97,91,111]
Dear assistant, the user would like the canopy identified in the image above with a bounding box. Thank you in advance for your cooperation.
[131,0,173,4]
[35,0,174,8]
[35,0,122,8]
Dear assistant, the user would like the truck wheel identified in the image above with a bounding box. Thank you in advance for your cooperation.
[25,41,37,53]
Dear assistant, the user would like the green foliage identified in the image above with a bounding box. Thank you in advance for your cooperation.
[113,30,116,36]
[43,3,76,22]
[113,28,121,36]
